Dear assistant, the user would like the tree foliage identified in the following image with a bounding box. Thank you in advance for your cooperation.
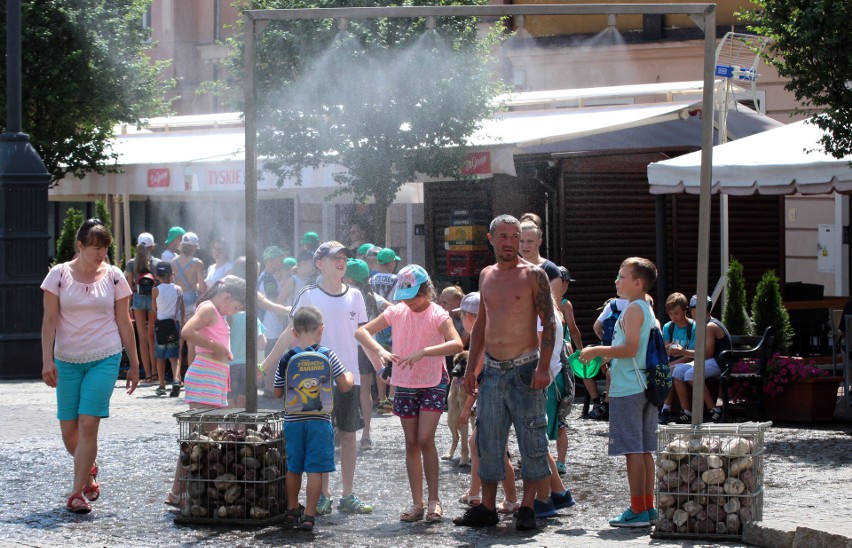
[0,0,173,184]
[723,257,753,336]
[55,208,84,264]
[94,199,117,266]
[226,0,504,244]
[744,0,852,157]
[751,270,794,354]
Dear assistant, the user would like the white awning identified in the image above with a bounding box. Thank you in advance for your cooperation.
[647,117,852,195]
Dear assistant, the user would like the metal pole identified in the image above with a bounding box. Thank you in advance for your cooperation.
[6,0,22,133]
[244,19,259,413]
[691,6,716,425]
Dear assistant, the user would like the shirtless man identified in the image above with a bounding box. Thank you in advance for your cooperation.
[453,214,556,531]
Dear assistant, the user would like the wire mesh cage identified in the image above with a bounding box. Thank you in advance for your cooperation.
[173,408,287,526]
[652,421,771,540]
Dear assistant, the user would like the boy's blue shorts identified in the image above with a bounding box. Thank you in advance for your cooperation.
[55,353,121,421]
[283,420,335,474]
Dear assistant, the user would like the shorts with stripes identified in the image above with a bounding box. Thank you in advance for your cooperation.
[184,355,230,408]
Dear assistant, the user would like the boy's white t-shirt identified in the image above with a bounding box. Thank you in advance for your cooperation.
[155,283,182,320]
[290,284,368,385]
[596,298,630,323]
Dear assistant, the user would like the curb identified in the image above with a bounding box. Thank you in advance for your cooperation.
[745,522,852,548]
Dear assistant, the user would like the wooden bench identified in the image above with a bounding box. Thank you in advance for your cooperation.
[717,326,775,422]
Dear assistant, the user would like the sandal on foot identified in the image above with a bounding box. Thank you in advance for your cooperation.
[426,500,443,522]
[400,503,425,522]
[497,499,520,514]
[164,491,181,508]
[458,494,481,506]
[284,507,302,528]
[84,462,100,501]
[299,514,315,531]
[67,492,92,514]
[359,437,373,450]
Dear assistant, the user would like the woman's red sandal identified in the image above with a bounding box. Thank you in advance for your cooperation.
[67,493,92,514]
[83,462,100,502]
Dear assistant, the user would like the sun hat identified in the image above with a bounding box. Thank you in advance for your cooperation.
[137,232,155,247]
[356,243,375,257]
[300,231,320,246]
[568,350,602,379]
[453,292,480,314]
[181,232,199,246]
[262,246,287,262]
[283,257,297,270]
[165,226,185,244]
[393,264,429,301]
[313,240,352,262]
[377,248,401,265]
[345,258,370,283]
[154,261,172,277]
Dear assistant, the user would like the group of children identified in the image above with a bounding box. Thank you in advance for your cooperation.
[145,222,730,534]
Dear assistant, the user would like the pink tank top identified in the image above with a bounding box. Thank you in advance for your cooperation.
[194,303,231,356]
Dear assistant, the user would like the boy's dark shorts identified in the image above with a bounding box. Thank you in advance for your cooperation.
[332,384,364,433]
[357,346,375,376]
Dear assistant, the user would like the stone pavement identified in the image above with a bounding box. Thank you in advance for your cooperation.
[0,379,850,547]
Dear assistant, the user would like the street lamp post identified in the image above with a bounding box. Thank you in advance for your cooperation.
[0,0,52,378]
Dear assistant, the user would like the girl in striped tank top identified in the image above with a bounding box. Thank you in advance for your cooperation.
[181,275,247,409]
[166,275,247,508]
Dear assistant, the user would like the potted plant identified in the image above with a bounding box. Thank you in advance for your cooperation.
[731,354,842,422]
[751,270,795,354]
[723,257,753,336]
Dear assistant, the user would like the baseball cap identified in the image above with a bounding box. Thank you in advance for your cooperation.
[454,292,480,314]
[137,232,155,247]
[165,226,185,244]
[301,231,320,246]
[393,264,429,301]
[262,245,287,262]
[377,248,401,265]
[356,243,375,257]
[283,257,297,270]
[689,294,713,311]
[154,261,172,277]
[345,258,370,283]
[313,240,352,262]
[181,232,199,246]
[558,266,576,282]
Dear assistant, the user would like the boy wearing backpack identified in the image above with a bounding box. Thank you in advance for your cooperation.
[579,257,659,528]
[274,305,354,531]
[658,292,696,424]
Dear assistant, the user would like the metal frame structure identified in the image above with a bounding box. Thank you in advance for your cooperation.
[241,4,717,421]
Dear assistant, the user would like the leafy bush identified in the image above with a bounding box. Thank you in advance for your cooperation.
[54,207,84,264]
[723,257,753,336]
[751,270,794,354]
[94,199,117,265]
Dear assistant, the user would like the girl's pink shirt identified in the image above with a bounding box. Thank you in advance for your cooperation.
[41,263,132,363]
[382,301,449,388]
[194,302,231,356]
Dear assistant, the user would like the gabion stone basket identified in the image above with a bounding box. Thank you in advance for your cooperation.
[173,408,286,526]
[652,421,771,540]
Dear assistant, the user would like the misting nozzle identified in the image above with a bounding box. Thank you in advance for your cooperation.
[607,14,617,28]
[338,18,349,32]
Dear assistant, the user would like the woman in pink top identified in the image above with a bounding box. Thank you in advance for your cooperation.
[40,218,140,514]
[356,265,462,524]
[166,275,246,508]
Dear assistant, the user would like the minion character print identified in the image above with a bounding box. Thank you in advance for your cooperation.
[284,351,334,415]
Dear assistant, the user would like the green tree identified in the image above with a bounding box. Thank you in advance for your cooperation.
[751,270,794,354]
[0,0,174,184]
[94,199,117,266]
[723,257,753,336]
[54,208,84,264]
[226,0,504,245]
[744,0,852,157]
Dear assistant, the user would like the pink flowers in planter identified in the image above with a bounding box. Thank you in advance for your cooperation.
[731,353,828,400]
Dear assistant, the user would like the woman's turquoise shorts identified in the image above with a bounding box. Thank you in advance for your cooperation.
[55,352,121,421]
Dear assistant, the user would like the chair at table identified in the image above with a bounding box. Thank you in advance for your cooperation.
[717,326,775,422]
[829,309,845,376]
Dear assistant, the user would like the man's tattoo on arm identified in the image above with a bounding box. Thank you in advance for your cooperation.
[534,268,556,353]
